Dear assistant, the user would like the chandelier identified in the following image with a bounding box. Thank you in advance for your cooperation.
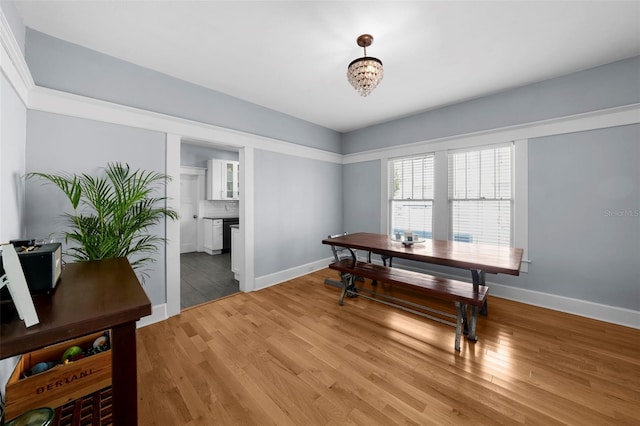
[347,34,384,97]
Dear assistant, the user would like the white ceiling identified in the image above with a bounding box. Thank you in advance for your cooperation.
[14,1,640,133]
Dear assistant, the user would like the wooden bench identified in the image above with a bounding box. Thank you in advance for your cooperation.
[328,259,488,351]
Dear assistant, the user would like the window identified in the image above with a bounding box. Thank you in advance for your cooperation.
[449,145,513,246]
[389,155,434,239]
[388,143,515,247]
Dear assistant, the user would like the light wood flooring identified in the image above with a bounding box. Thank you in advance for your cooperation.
[138,268,640,425]
[180,252,239,309]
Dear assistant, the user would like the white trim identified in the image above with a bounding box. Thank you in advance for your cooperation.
[0,8,33,105]
[239,147,255,292]
[513,139,529,272]
[27,86,343,165]
[137,303,168,328]
[372,260,639,329]
[254,257,333,291]
[432,151,449,241]
[179,166,206,176]
[165,134,181,318]
[379,160,388,233]
[490,283,639,330]
[343,103,640,165]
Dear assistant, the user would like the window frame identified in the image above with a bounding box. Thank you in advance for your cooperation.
[388,154,435,240]
[382,139,529,272]
[448,142,514,246]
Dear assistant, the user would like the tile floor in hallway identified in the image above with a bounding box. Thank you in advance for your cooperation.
[180,251,239,309]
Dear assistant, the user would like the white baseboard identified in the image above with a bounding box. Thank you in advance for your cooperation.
[489,283,640,329]
[381,261,639,329]
[137,303,168,328]
[253,257,333,291]
[139,262,639,330]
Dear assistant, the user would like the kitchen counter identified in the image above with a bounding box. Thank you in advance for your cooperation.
[203,216,239,220]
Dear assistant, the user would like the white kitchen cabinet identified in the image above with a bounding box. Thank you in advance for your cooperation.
[207,159,239,200]
[231,226,241,279]
[212,219,223,251]
[203,218,223,254]
[203,219,213,252]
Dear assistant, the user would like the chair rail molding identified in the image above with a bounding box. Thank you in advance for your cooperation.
[343,103,640,165]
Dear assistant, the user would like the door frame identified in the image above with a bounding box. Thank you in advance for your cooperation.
[166,134,254,318]
[179,167,206,253]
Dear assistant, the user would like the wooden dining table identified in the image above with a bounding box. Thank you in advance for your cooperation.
[322,232,524,314]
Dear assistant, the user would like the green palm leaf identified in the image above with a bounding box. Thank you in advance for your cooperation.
[27,163,178,283]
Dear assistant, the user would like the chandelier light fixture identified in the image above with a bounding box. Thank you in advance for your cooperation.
[347,34,384,97]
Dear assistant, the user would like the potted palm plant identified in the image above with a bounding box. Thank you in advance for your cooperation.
[28,162,179,281]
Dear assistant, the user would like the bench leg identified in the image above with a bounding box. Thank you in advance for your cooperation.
[462,304,469,336]
[466,305,479,342]
[369,251,378,286]
[454,302,465,351]
[338,280,347,306]
[370,254,393,286]
[471,269,488,316]
[338,274,358,305]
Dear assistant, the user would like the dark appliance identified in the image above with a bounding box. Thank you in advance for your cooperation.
[222,218,239,253]
[0,240,62,294]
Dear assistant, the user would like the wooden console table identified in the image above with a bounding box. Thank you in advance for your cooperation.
[1,257,151,425]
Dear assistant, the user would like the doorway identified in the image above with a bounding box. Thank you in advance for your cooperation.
[179,142,240,309]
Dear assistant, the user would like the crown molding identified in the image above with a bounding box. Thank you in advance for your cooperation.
[0,8,34,105]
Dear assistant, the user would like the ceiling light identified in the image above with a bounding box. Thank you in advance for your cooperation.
[347,34,384,97]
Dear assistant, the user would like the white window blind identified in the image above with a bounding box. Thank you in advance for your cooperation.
[389,155,434,239]
[448,144,513,246]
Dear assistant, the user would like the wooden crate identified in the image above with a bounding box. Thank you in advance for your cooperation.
[4,331,112,420]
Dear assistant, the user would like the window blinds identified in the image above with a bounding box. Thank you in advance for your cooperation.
[448,145,513,246]
[390,155,434,239]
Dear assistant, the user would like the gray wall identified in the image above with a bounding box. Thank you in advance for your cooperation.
[253,150,342,277]
[521,125,639,310]
[341,57,640,312]
[21,28,344,301]
[14,20,640,315]
[0,72,26,401]
[0,74,26,241]
[343,160,382,234]
[398,125,640,311]
[24,111,168,306]
[25,29,342,154]
[342,56,640,154]
[180,143,239,168]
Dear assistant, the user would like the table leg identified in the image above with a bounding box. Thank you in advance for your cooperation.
[111,321,138,425]
[471,269,488,316]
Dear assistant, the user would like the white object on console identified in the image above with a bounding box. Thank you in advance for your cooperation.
[0,243,40,327]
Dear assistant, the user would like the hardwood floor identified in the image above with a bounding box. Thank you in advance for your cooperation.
[180,252,239,309]
[137,268,640,425]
